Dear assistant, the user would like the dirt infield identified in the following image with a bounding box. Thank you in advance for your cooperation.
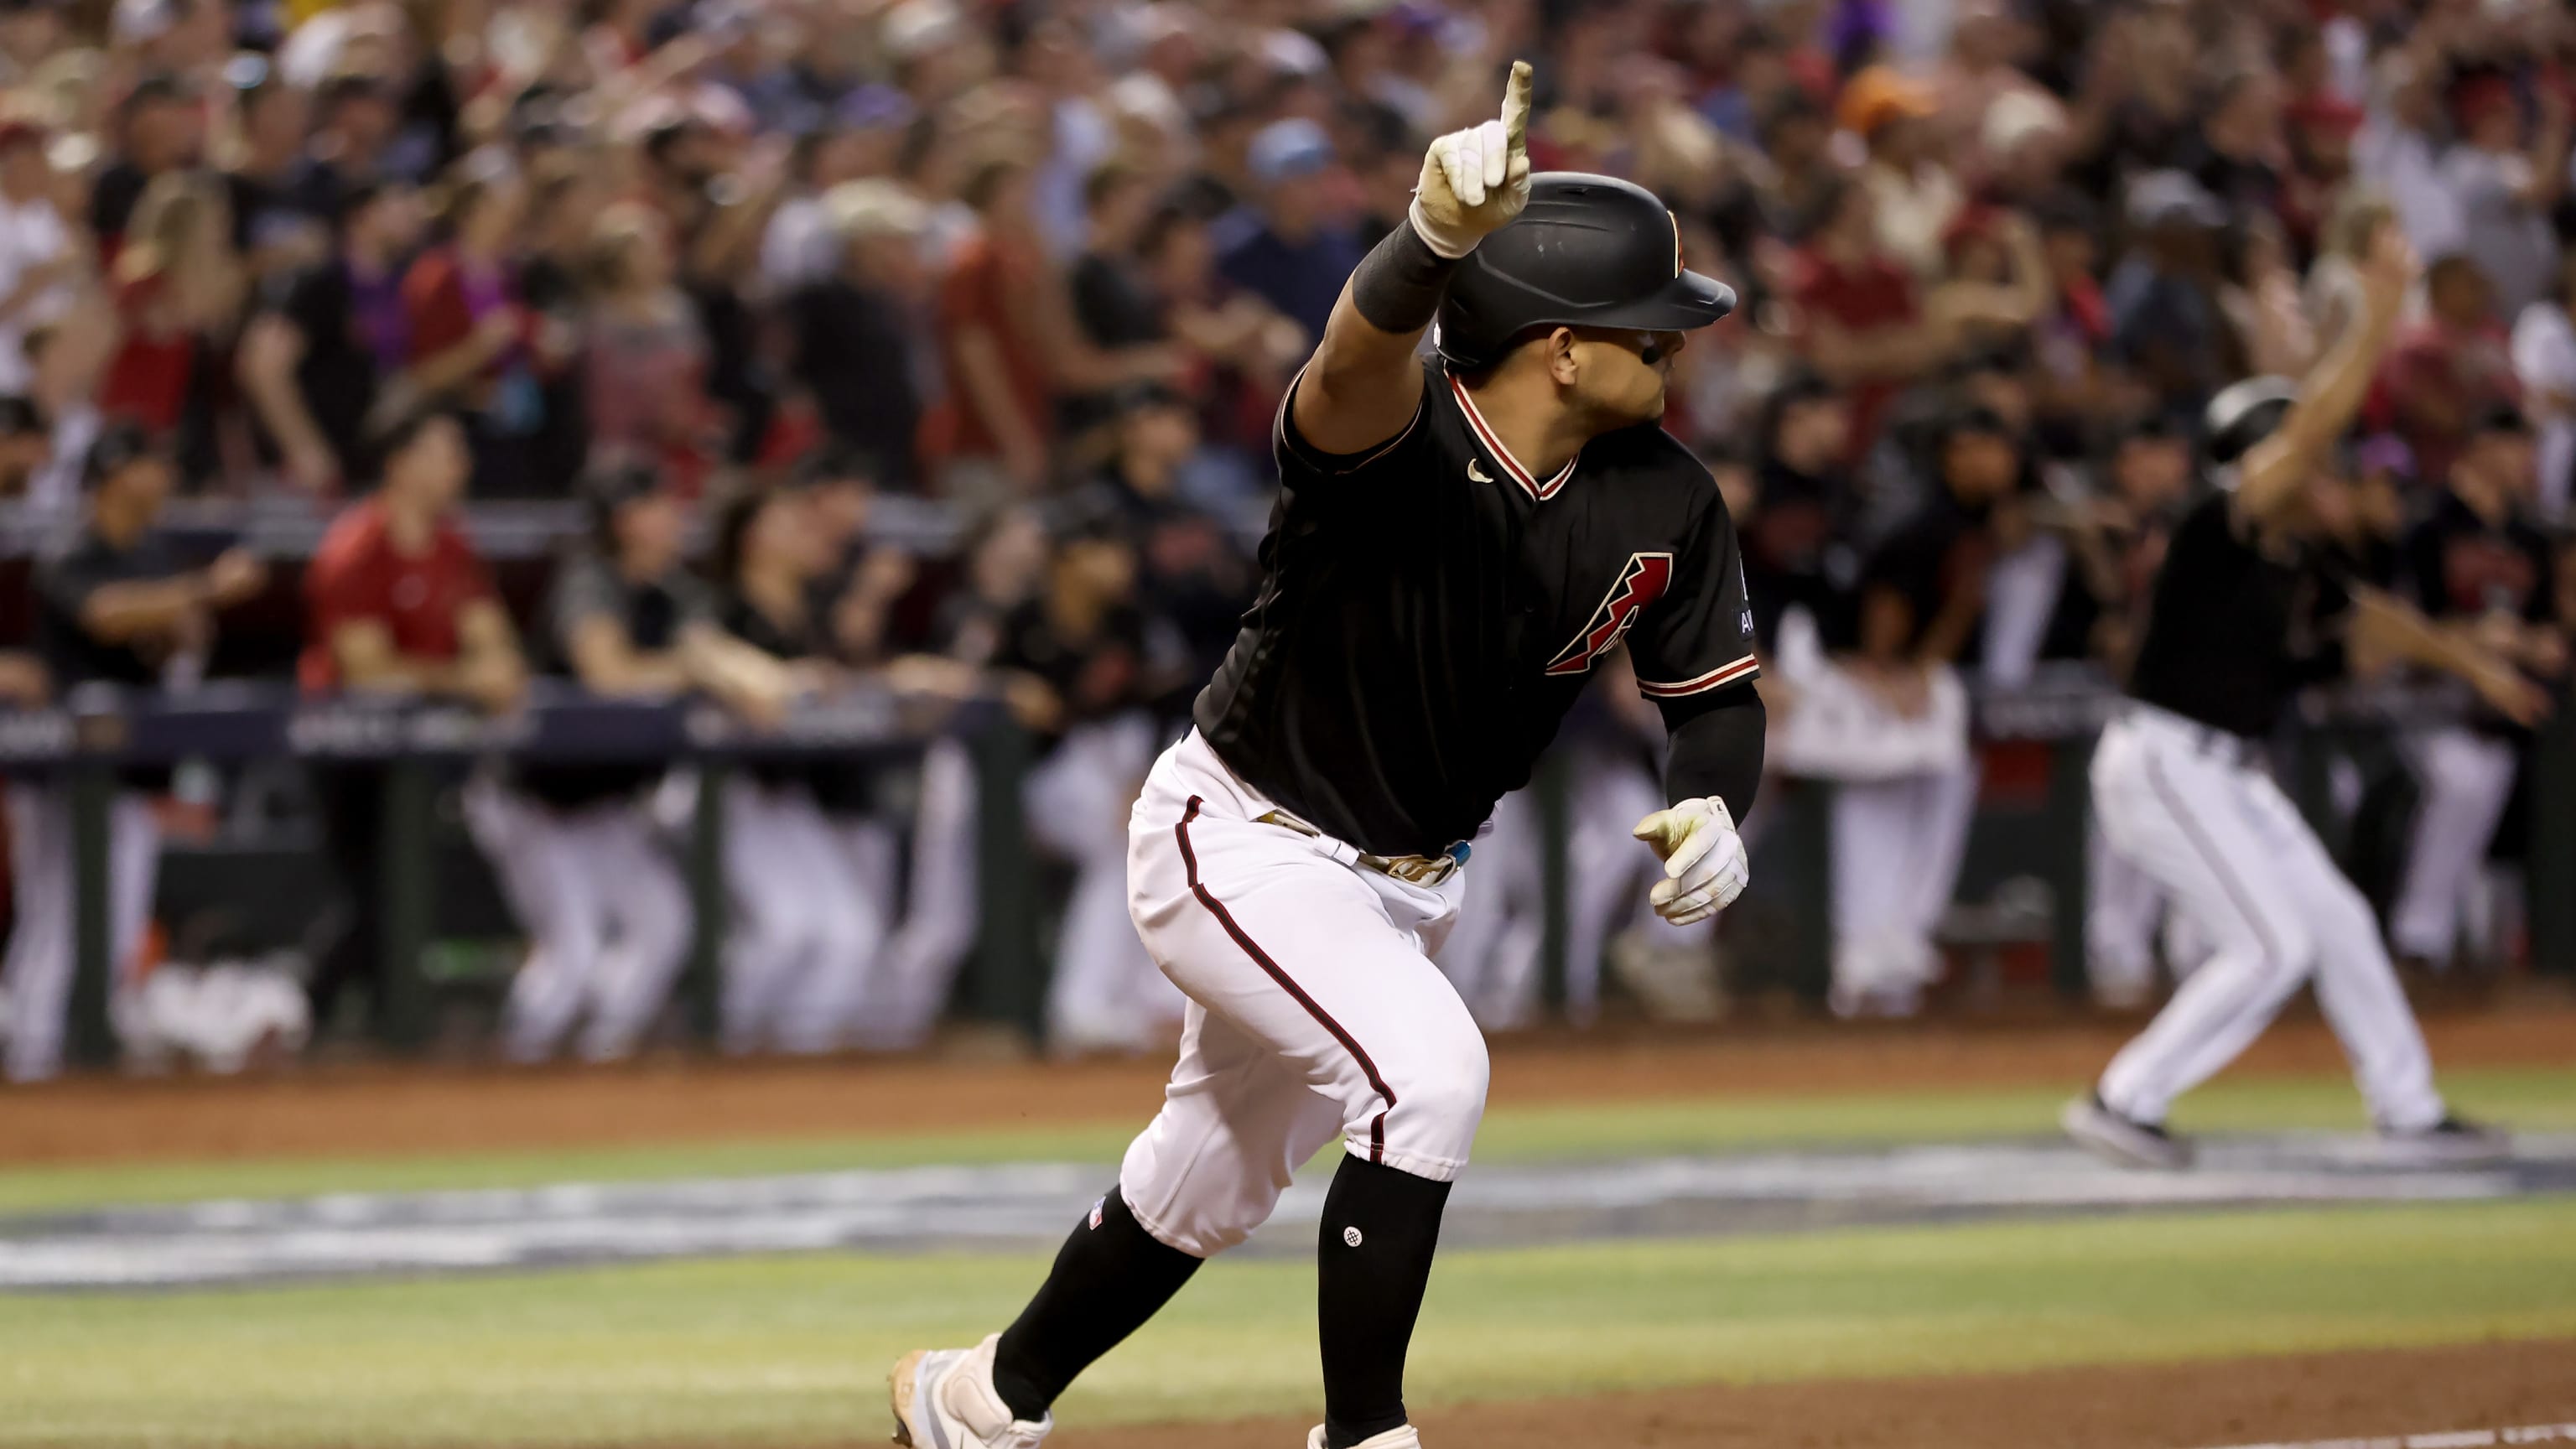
[1048,1338,2576,1449]
[3,1003,2570,1166]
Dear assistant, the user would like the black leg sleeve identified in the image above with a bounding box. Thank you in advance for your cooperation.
[1317,1155,1454,1447]
[989,1186,1203,1421]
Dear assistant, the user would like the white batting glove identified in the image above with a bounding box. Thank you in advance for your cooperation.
[1408,60,1535,260]
[1632,796,1749,927]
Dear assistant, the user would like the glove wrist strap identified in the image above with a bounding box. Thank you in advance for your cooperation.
[1404,195,1481,262]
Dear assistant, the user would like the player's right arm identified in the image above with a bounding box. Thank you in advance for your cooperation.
[1291,61,1535,456]
[2236,221,2414,524]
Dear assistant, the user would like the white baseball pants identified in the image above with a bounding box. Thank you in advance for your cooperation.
[463,779,693,1062]
[719,776,883,1055]
[2090,709,2445,1131]
[1119,730,1486,1258]
[3,781,158,1083]
[2390,726,2518,963]
[1828,759,1977,1012]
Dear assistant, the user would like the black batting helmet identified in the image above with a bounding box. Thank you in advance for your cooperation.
[2201,376,2298,470]
[1433,173,1737,372]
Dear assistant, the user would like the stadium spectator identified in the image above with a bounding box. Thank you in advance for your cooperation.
[2391,405,2566,970]
[221,67,324,282]
[0,115,76,398]
[1843,65,1959,283]
[580,201,714,491]
[2433,76,2568,320]
[2109,172,2238,420]
[90,73,203,251]
[2219,214,2317,382]
[788,179,928,490]
[937,512,1184,1055]
[98,170,244,475]
[2371,253,2523,490]
[7,423,265,1081]
[1744,373,1858,658]
[238,178,426,494]
[2511,247,2576,523]
[465,464,789,1063]
[300,408,525,1036]
[709,480,880,1056]
[401,152,544,497]
[1816,407,2021,1017]
[1216,117,1362,344]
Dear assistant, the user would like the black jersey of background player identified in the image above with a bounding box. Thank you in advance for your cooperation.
[522,551,718,810]
[2403,490,2558,733]
[1195,360,1759,857]
[2128,491,2357,739]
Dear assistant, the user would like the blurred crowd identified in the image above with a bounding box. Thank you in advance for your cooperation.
[2,0,2575,1077]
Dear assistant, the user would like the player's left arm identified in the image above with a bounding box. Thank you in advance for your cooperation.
[1627,494,1767,926]
[1291,61,1534,457]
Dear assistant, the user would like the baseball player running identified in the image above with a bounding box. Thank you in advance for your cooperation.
[891,64,1765,1449]
[2063,225,2541,1171]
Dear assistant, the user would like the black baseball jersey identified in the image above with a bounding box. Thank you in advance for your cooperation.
[1194,361,1758,856]
[520,553,717,810]
[36,527,195,689]
[2128,491,2353,739]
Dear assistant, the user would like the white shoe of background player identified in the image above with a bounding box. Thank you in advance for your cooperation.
[890,1333,1051,1448]
[1306,1426,1424,1448]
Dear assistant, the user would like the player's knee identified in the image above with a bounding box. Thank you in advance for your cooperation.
[1385,1037,1491,1161]
[2257,911,2318,981]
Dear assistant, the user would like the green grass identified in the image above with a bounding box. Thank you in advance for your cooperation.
[4,1199,2573,1446]
[8,1066,2573,1218]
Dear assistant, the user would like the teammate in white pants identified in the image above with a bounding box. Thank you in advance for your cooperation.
[2388,406,2567,967]
[6,427,267,1081]
[892,70,1762,1449]
[2064,226,2542,1171]
[466,466,792,1062]
[711,484,883,1055]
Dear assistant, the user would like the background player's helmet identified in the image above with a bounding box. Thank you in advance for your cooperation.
[1433,172,1737,372]
[2200,376,2299,470]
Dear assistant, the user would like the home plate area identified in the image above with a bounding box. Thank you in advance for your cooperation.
[8,1131,2574,1291]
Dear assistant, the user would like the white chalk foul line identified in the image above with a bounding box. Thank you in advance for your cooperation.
[2198,1425,2576,1448]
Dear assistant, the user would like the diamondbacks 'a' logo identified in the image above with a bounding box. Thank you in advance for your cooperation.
[1545,552,1673,676]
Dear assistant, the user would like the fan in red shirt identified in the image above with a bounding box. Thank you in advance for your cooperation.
[1789,176,1938,460]
[299,408,527,704]
[299,408,527,1040]
[2367,254,2523,488]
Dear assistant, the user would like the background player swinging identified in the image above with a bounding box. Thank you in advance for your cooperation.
[891,61,1768,1449]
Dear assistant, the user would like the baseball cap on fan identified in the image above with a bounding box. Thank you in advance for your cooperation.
[1249,117,1333,185]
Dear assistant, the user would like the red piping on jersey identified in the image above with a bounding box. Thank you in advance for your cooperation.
[1636,654,1762,698]
[1174,795,1394,1162]
[1449,374,1576,501]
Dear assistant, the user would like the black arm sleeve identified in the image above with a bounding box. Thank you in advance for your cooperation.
[1348,221,1461,335]
[1656,679,1765,820]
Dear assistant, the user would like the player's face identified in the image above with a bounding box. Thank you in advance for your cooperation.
[1570,329,1685,426]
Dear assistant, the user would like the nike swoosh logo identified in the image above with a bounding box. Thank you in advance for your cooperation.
[1467,460,1494,484]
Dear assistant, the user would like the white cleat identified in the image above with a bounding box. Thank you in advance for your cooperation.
[890,1333,1052,1449]
[1306,1427,1424,1449]
[2060,1092,2193,1171]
